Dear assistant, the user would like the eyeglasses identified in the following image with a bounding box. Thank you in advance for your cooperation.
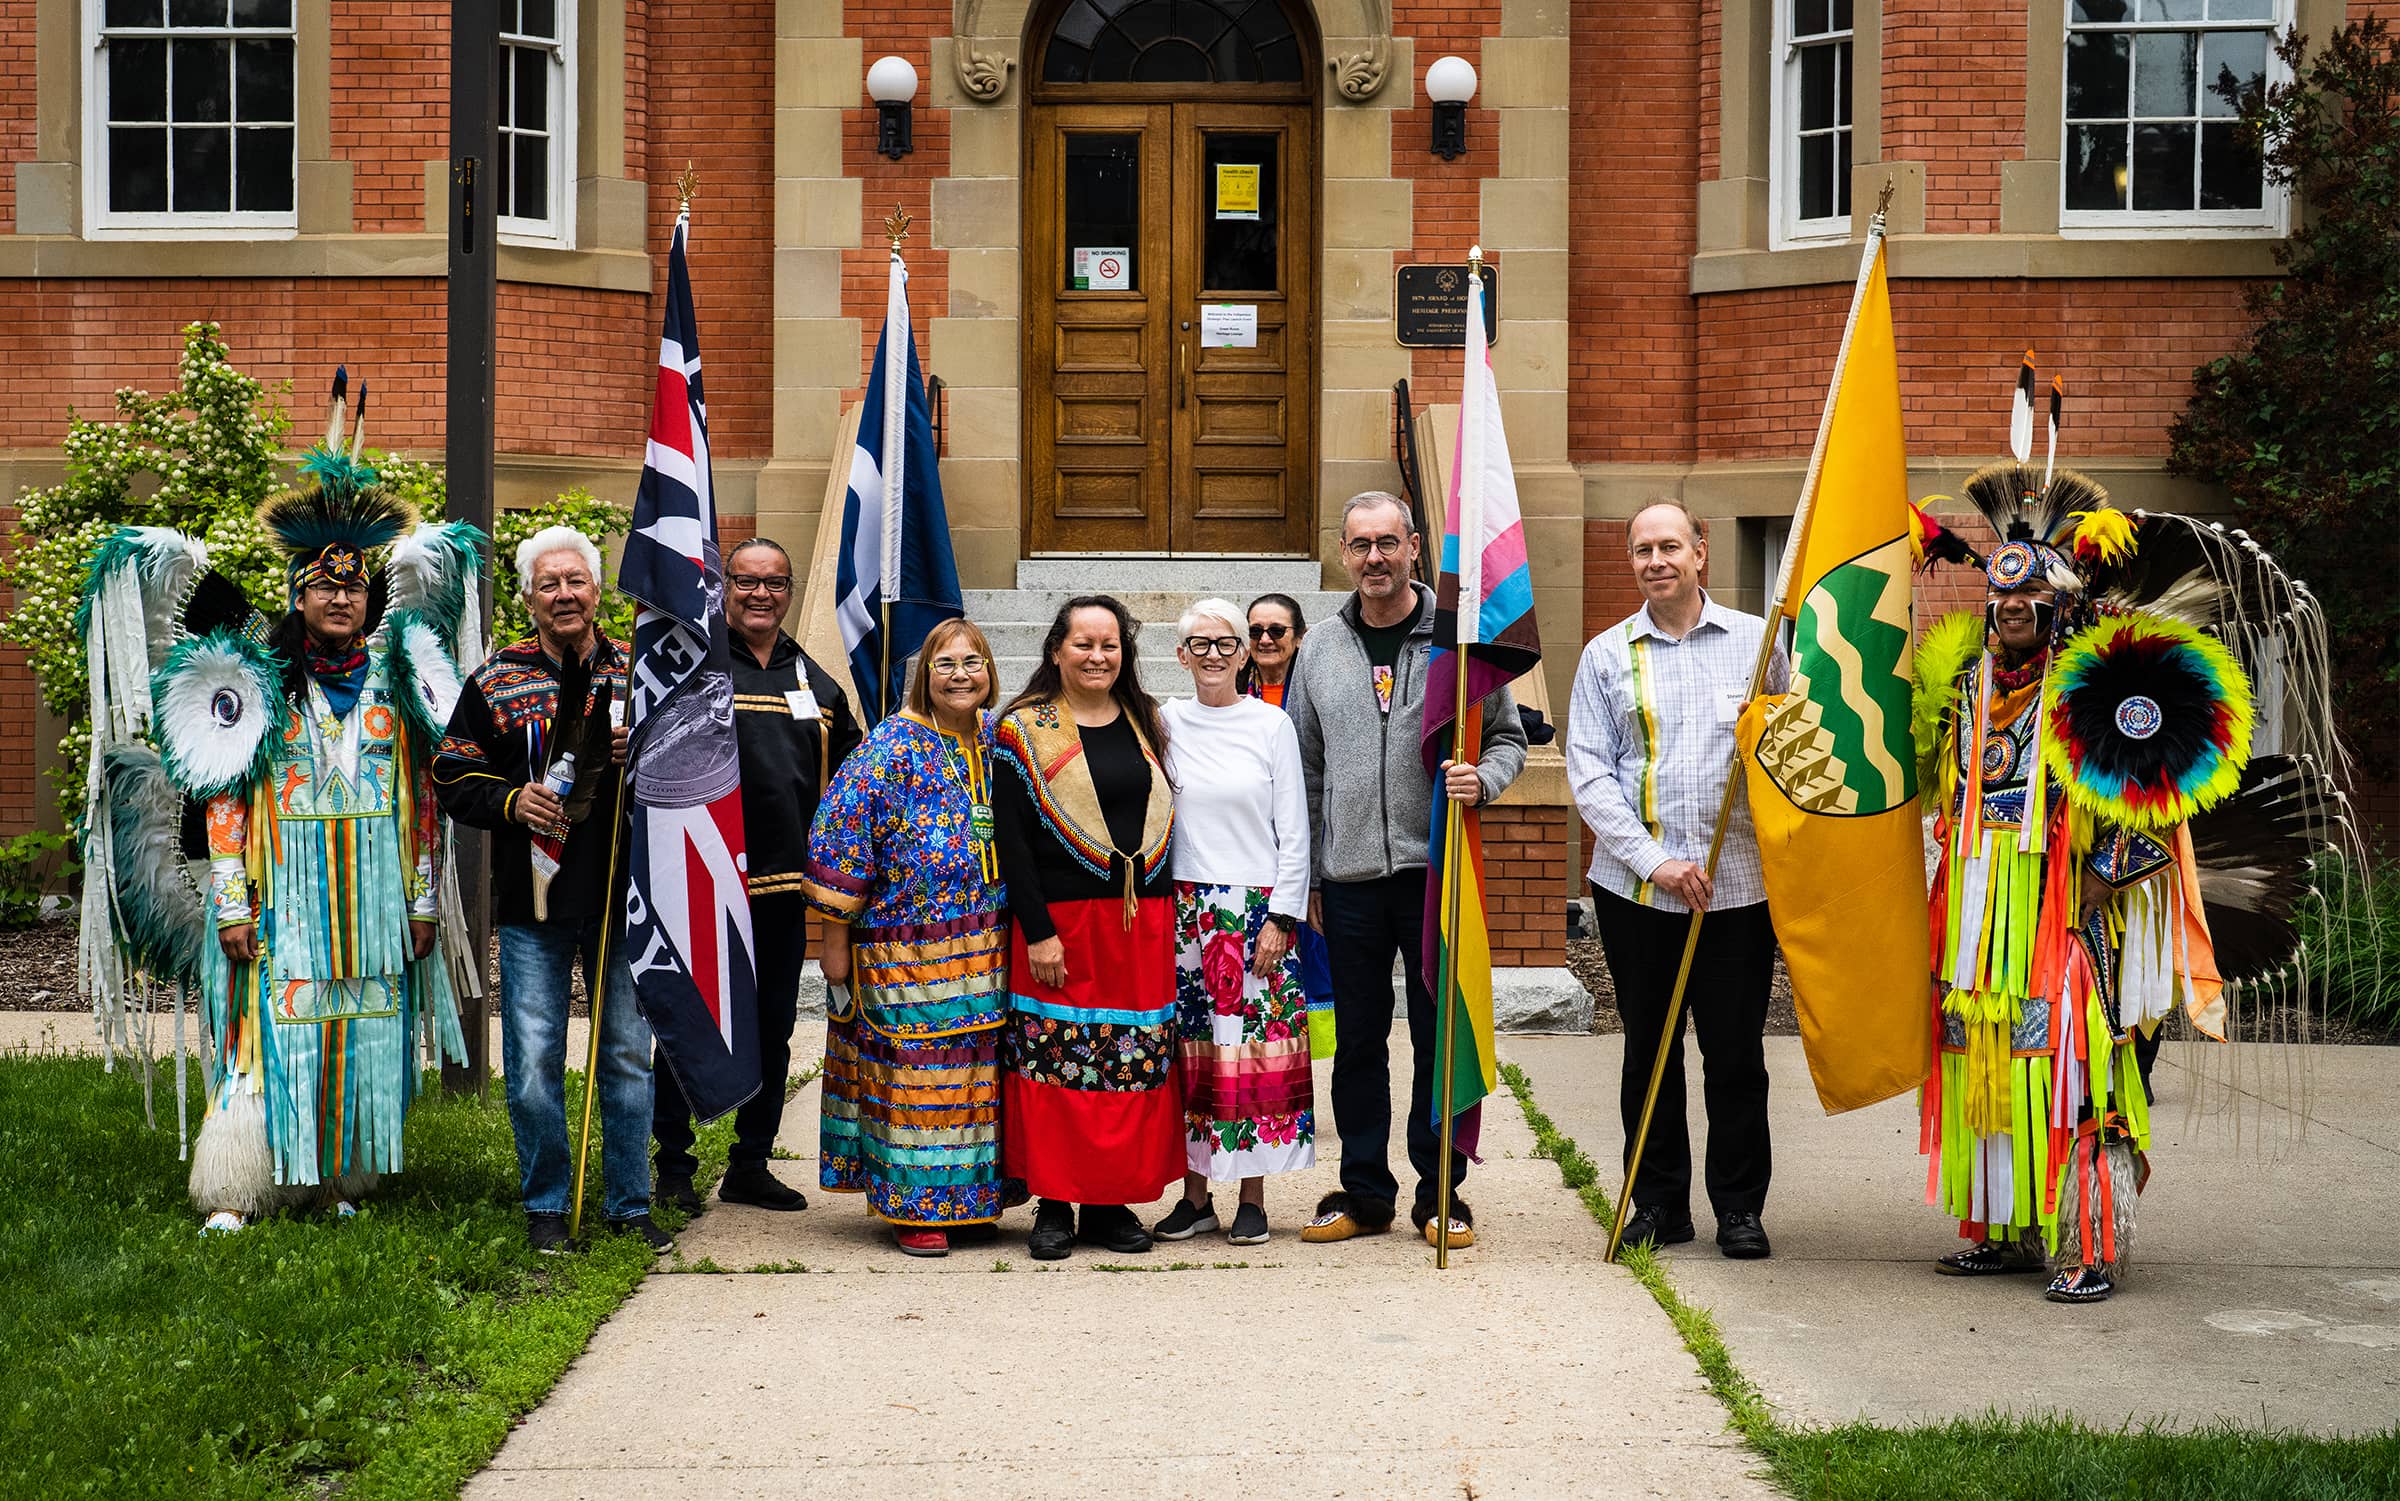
[1248,623,1291,643]
[1342,535,1408,560]
[729,575,792,595]
[1183,636,1242,659]
[304,582,366,601]
[929,655,988,678]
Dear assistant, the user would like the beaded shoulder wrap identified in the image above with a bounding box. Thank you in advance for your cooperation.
[991,698,1173,883]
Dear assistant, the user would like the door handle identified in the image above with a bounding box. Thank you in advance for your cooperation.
[1177,337,1190,411]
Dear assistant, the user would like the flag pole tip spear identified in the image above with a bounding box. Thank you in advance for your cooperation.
[885,206,913,252]
[676,162,698,216]
[1467,242,1482,269]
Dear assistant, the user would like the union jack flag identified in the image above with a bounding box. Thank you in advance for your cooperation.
[617,209,759,1123]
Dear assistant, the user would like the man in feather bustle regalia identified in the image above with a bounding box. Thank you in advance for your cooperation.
[1910,360,2344,1303]
[74,372,485,1231]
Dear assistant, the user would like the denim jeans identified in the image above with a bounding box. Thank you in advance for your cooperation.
[498,916,654,1221]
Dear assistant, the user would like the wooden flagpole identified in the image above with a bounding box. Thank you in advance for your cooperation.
[1431,246,1488,1270]
[1604,191,1894,1263]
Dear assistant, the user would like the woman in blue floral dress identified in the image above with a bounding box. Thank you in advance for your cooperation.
[800,620,1009,1258]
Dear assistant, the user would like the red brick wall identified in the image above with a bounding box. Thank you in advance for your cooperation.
[838,3,952,402]
[1698,0,1722,182]
[649,0,776,457]
[1392,1,1501,409]
[331,4,448,233]
[0,280,648,456]
[1882,0,2026,234]
[1570,0,1699,461]
[1697,277,2255,460]
[1484,802,1570,966]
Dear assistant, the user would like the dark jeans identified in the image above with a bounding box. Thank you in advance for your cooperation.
[653,891,807,1178]
[1320,869,1466,1214]
[1590,884,1776,1223]
[497,915,652,1221]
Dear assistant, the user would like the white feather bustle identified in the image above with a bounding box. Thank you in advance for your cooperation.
[155,639,280,793]
[397,617,463,725]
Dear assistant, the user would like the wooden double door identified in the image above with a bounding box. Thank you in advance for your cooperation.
[1025,102,1316,555]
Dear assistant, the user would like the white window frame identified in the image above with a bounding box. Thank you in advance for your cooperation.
[83,0,300,239]
[1771,0,1855,247]
[497,1,577,248]
[2059,0,2287,238]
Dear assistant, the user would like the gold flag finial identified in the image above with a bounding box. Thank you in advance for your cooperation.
[676,162,699,215]
[1873,177,1896,225]
[885,206,913,252]
[1467,242,1483,272]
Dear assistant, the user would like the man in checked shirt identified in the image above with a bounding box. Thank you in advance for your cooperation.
[1566,499,1789,1261]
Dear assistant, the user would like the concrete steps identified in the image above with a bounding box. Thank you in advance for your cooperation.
[963,557,1348,697]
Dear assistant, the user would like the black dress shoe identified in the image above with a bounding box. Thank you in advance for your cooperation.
[1027,1199,1075,1261]
[526,1212,580,1256]
[653,1171,703,1217]
[1716,1211,1772,1260]
[1618,1205,1697,1251]
[718,1164,807,1212]
[1077,1203,1153,1254]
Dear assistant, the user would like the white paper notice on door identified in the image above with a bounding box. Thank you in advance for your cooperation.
[1071,247,1131,290]
[1200,304,1257,348]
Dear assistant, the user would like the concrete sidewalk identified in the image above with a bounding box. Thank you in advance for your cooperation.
[468,1048,1776,1500]
[1509,1034,2400,1435]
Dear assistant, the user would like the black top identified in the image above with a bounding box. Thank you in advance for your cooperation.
[995,711,1172,945]
[431,636,629,928]
[729,632,863,895]
[1355,611,1412,716]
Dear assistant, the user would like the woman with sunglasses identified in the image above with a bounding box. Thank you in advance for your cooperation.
[1237,592,1306,706]
[800,619,1011,1257]
[1151,599,1314,1246]
[1239,592,1338,1061]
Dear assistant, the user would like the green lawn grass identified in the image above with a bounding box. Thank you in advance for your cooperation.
[1498,1062,2400,1501]
[0,1051,735,1499]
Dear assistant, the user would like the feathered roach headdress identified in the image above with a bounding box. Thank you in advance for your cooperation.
[257,367,416,601]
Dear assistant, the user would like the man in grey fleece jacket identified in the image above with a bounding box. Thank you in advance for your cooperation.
[1285,491,1526,1247]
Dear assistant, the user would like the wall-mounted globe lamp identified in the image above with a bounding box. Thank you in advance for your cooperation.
[868,56,918,161]
[1426,56,1477,161]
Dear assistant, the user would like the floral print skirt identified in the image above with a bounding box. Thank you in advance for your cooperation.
[1173,880,1316,1180]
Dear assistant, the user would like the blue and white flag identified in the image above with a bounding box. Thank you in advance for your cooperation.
[835,243,961,724]
[617,210,759,1124]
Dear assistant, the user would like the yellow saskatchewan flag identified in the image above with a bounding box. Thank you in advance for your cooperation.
[1736,233,1932,1114]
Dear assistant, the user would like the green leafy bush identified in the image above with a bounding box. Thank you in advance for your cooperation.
[2167,19,2400,774]
[2274,849,2400,1032]
[0,829,76,928]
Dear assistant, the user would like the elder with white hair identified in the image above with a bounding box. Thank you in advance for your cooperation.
[1150,597,1314,1247]
[434,525,670,1256]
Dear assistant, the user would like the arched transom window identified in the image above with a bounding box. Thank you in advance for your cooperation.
[1041,0,1304,85]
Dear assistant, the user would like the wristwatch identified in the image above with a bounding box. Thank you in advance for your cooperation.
[1264,912,1300,936]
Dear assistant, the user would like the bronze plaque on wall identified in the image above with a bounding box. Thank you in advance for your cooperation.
[1394,263,1499,348]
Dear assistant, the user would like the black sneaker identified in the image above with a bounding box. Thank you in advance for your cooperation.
[1618,1205,1696,1251]
[1226,1202,1270,1246]
[526,1212,579,1256]
[653,1171,703,1217]
[607,1213,676,1254]
[1027,1199,1075,1261]
[1716,1211,1772,1260]
[1077,1203,1153,1254]
[718,1163,807,1212]
[1152,1196,1219,1241]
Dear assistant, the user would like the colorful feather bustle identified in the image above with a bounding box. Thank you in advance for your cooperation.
[151,628,290,800]
[2069,506,2136,567]
[100,744,207,988]
[385,520,488,660]
[2042,614,2253,831]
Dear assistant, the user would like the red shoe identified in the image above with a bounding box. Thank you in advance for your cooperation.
[897,1228,950,1258]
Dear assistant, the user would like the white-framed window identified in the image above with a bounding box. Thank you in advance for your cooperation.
[86,0,297,237]
[497,0,576,246]
[1773,0,1854,245]
[2062,0,2281,234]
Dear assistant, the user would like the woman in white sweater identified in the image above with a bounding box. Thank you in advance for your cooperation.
[1152,598,1314,1246]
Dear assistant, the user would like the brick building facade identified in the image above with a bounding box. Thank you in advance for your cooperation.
[1,0,2386,887]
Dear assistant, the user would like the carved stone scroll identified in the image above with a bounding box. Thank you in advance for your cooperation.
[1327,0,1393,102]
[954,0,1015,102]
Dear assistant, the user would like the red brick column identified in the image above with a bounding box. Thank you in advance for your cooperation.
[1483,801,1570,968]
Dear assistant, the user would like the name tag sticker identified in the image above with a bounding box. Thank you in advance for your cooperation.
[785,687,820,720]
[1719,692,1742,725]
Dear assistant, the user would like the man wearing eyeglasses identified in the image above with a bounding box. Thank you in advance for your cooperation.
[1285,491,1527,1249]
[649,537,863,1217]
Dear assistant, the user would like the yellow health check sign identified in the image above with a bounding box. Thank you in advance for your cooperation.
[1215,162,1260,220]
